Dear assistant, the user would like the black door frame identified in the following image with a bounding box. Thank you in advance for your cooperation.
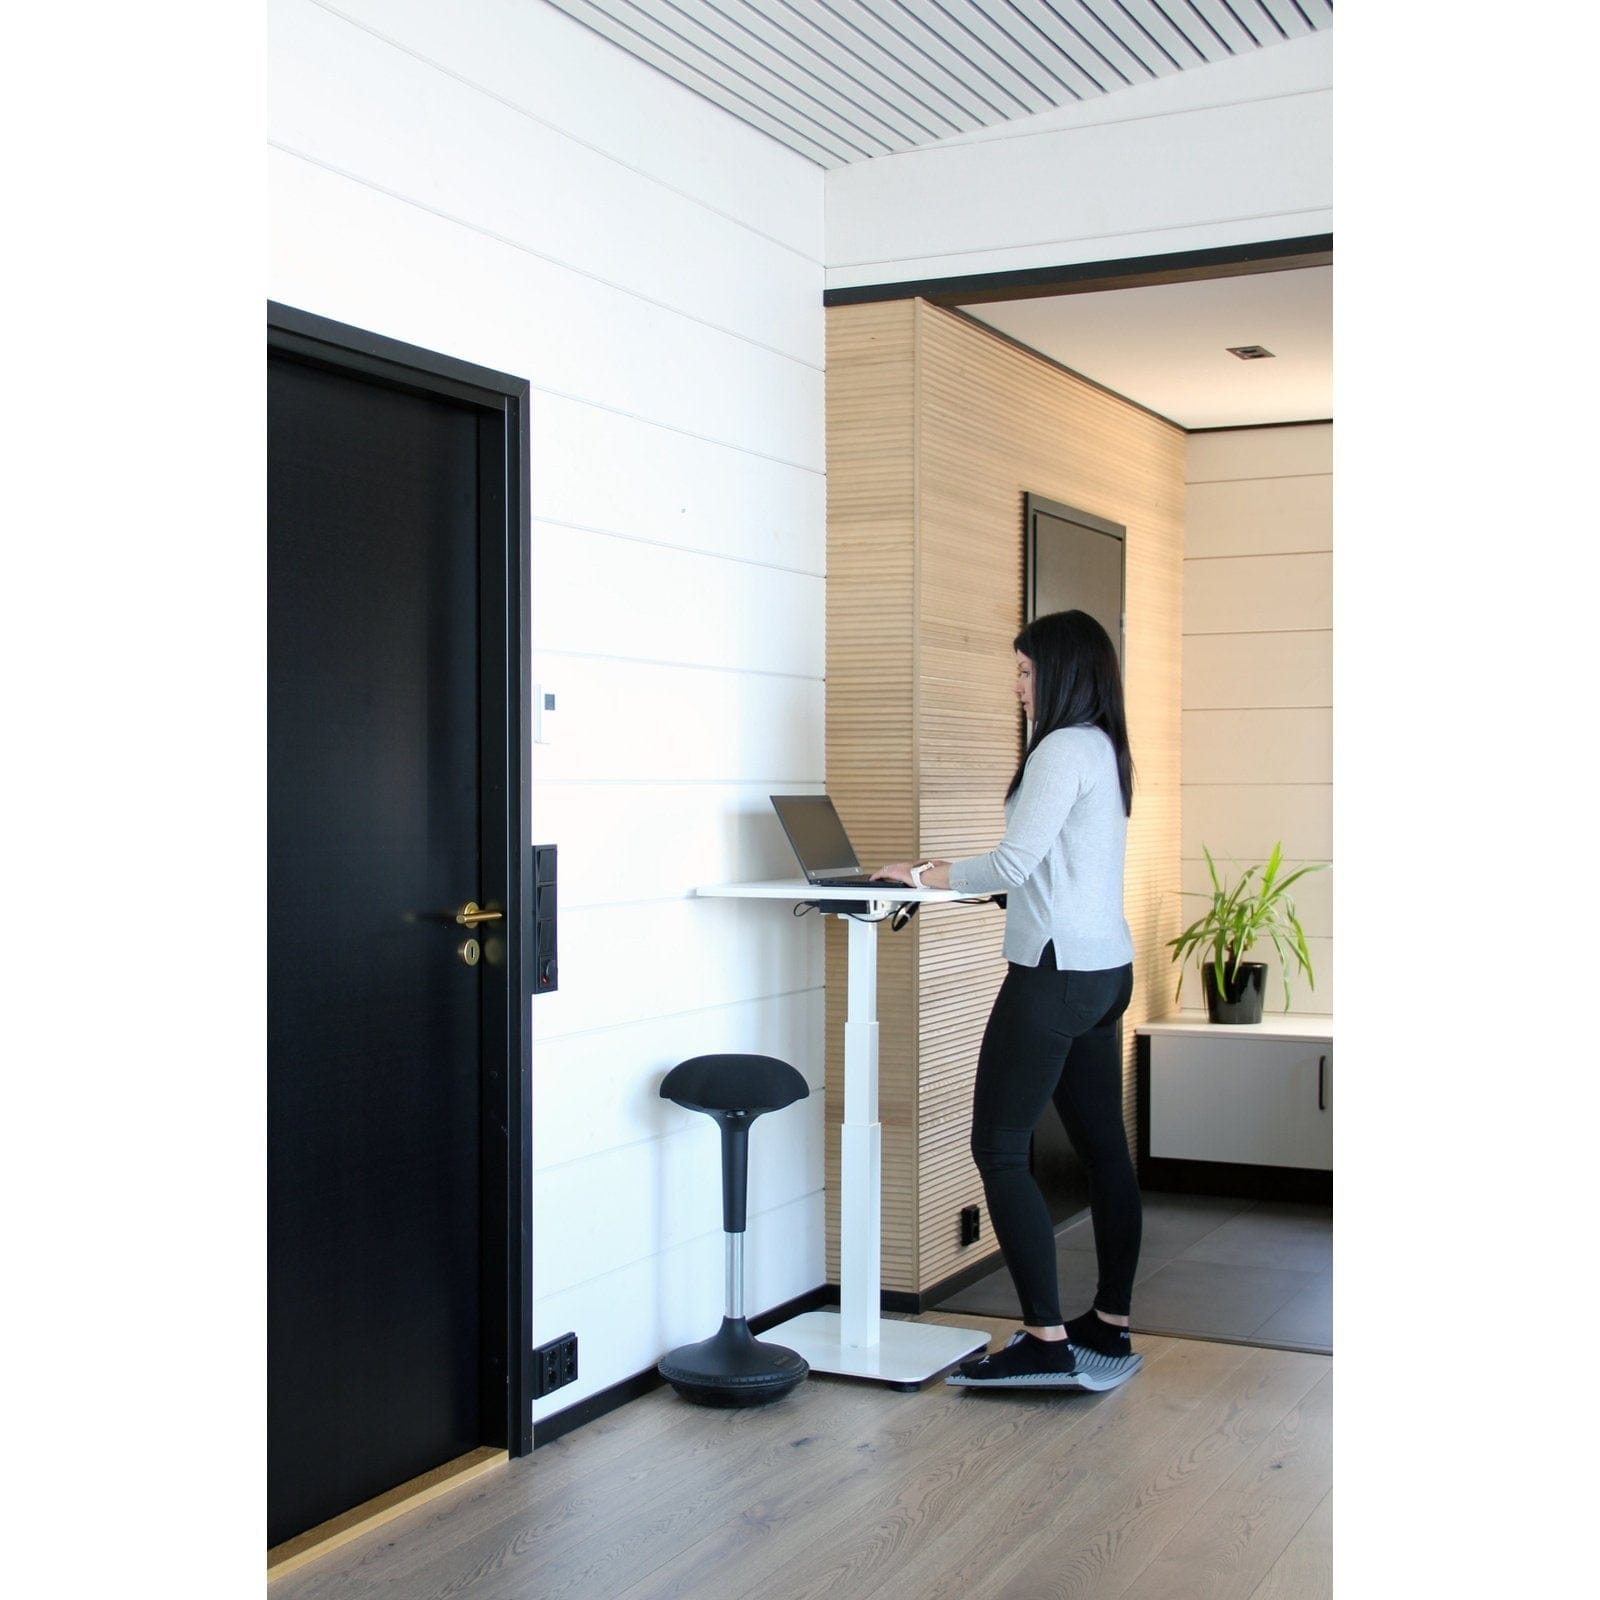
[268,302,534,1459]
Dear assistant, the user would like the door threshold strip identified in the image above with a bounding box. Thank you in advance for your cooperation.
[267,1446,507,1581]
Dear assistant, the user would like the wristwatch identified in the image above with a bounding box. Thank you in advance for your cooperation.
[909,861,934,889]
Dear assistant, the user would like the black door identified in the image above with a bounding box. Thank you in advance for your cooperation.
[268,342,510,1547]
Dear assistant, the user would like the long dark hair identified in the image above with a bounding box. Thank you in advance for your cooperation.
[1008,609,1134,816]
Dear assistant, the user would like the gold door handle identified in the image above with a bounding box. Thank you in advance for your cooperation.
[456,902,504,928]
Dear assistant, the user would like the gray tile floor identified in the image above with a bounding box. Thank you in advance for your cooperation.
[932,1191,1332,1354]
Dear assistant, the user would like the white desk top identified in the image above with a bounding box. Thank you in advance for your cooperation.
[1138,1010,1333,1043]
[695,878,966,904]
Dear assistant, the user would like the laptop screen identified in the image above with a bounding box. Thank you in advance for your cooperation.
[770,795,862,879]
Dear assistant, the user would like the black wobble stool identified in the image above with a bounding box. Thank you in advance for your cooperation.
[658,1054,811,1406]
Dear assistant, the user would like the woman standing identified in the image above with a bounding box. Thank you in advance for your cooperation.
[874,609,1141,1390]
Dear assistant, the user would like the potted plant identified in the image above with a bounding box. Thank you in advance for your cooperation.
[1168,843,1327,1023]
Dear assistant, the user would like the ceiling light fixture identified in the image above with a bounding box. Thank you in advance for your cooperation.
[1227,345,1275,360]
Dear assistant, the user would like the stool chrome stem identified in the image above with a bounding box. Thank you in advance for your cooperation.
[725,1232,745,1320]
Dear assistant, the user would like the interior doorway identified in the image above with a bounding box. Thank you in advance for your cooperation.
[267,305,533,1549]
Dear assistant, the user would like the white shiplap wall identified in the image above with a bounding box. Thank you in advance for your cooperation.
[1182,423,1332,1015]
[268,0,827,1423]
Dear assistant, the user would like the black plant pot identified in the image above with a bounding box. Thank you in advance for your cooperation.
[1202,961,1267,1024]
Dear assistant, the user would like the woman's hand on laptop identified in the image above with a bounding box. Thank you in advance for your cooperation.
[872,860,953,890]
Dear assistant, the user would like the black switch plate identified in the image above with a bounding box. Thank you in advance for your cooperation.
[533,844,557,993]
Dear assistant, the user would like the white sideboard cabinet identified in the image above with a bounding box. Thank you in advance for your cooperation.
[1136,1014,1332,1198]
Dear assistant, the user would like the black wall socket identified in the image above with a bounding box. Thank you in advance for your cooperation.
[960,1205,981,1245]
[533,1331,578,1397]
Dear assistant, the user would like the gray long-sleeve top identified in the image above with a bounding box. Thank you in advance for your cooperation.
[947,725,1134,971]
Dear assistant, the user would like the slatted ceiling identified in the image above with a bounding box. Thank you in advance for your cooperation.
[1108,0,1199,69]
[1257,0,1321,41]
[805,1,997,130]
[983,7,1111,102]
[1064,0,1167,77]
[721,15,948,150]
[894,2,1061,114]
[1192,0,1271,52]
[544,0,1332,168]
[774,14,960,144]
[868,4,1031,120]
[545,6,857,166]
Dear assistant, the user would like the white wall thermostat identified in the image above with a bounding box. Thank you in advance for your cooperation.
[532,684,557,744]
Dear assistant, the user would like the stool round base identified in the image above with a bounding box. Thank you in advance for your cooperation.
[658,1317,809,1407]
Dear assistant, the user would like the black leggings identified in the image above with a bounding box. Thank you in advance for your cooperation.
[970,950,1139,1325]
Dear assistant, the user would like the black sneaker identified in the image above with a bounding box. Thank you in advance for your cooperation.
[1064,1308,1136,1359]
[945,1330,1143,1391]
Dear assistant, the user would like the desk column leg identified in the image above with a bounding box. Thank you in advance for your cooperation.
[839,913,881,1350]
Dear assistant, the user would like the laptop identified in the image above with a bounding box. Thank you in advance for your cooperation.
[770,794,895,888]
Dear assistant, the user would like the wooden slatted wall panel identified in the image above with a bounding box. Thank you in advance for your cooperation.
[823,301,919,1290]
[823,300,1185,1297]
[913,304,1185,1293]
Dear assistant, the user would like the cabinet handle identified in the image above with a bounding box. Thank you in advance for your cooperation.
[1317,1054,1327,1111]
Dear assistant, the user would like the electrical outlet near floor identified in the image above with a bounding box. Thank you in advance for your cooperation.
[533,1332,577,1397]
[960,1205,981,1246]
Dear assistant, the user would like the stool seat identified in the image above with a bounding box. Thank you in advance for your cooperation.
[659,1054,809,1118]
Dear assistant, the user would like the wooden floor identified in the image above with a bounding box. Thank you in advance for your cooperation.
[271,1313,1332,1600]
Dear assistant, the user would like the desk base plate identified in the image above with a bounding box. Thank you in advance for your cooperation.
[761,1311,988,1386]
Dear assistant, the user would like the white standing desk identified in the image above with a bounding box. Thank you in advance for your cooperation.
[694,879,990,1386]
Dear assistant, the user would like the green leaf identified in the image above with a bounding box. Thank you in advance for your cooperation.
[1170,844,1326,1011]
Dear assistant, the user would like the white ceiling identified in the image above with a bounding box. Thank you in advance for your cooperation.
[959,264,1331,429]
[543,0,1332,429]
